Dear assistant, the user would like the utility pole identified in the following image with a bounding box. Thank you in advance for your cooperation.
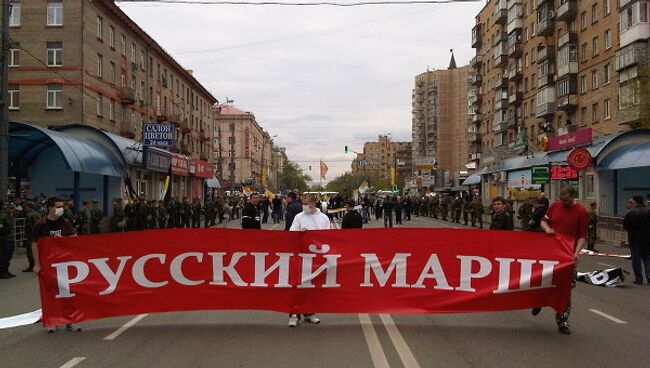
[0,0,10,203]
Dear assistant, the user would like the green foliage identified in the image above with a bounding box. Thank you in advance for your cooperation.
[325,172,391,194]
[278,161,311,193]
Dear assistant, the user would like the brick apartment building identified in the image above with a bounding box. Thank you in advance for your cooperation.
[351,135,412,189]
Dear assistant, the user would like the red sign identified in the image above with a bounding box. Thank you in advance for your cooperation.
[550,162,579,180]
[567,148,592,171]
[37,228,574,327]
[548,128,593,151]
[244,127,250,159]
[190,159,214,179]
[171,154,189,176]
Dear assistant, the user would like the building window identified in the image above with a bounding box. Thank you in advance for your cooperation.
[121,34,126,55]
[109,61,116,84]
[46,84,63,109]
[592,69,599,89]
[131,43,136,63]
[96,93,103,116]
[96,53,103,77]
[8,85,19,110]
[591,3,598,23]
[109,26,115,49]
[580,43,587,62]
[604,29,611,49]
[580,11,587,30]
[604,99,611,118]
[604,0,611,15]
[97,16,103,40]
[592,103,599,123]
[9,2,20,27]
[140,50,145,71]
[580,74,587,93]
[109,99,115,121]
[620,2,649,33]
[584,174,595,198]
[9,46,19,67]
[46,42,63,67]
[592,37,599,56]
[581,107,587,125]
[47,1,63,26]
[603,63,611,84]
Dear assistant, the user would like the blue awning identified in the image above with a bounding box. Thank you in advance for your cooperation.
[9,122,125,177]
[206,176,222,189]
[462,172,481,186]
[597,142,650,170]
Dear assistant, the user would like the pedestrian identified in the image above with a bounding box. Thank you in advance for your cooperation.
[157,200,168,229]
[288,193,330,327]
[22,202,41,272]
[489,197,514,230]
[463,197,472,226]
[75,201,89,235]
[403,195,412,221]
[622,196,650,285]
[394,196,403,225]
[527,198,546,232]
[382,196,395,228]
[90,200,103,234]
[272,195,283,224]
[181,197,192,228]
[532,186,589,335]
[31,197,82,333]
[342,200,363,229]
[284,192,302,231]
[440,196,448,221]
[540,192,550,211]
[587,202,599,252]
[241,193,262,229]
[191,198,202,228]
[361,195,370,223]
[0,203,17,279]
[111,199,126,232]
[517,199,533,231]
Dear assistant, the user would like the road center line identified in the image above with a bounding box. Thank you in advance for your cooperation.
[358,314,390,368]
[59,357,86,368]
[269,223,279,230]
[379,314,422,368]
[597,262,616,268]
[589,309,627,324]
[103,314,148,340]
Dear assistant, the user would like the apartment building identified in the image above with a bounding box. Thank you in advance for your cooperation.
[7,0,216,162]
[351,135,412,188]
[214,105,286,191]
[412,58,470,187]
[470,0,624,165]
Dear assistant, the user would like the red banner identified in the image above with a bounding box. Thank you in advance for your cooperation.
[548,128,593,151]
[37,229,575,327]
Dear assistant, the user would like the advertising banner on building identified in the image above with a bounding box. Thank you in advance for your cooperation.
[143,123,175,147]
[171,154,190,176]
[507,169,541,189]
[190,159,214,179]
[142,147,171,174]
[37,228,574,327]
[548,128,593,151]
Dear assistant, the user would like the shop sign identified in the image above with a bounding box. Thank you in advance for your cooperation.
[550,162,579,180]
[567,147,592,171]
[189,159,214,179]
[142,147,171,174]
[531,166,550,184]
[142,123,175,147]
[244,127,250,158]
[171,154,190,176]
[548,128,592,151]
[507,169,540,189]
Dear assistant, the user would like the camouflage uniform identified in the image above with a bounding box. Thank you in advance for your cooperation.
[587,209,598,251]
[463,199,473,225]
[191,200,202,228]
[517,201,532,231]
[76,204,89,235]
[90,202,103,234]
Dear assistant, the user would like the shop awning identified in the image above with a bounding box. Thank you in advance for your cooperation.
[9,122,125,177]
[597,142,650,170]
[206,177,222,188]
[462,172,481,186]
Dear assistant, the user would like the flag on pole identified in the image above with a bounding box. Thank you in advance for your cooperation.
[320,160,328,180]
[358,180,369,194]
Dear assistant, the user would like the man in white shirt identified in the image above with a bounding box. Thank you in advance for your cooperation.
[288,194,331,327]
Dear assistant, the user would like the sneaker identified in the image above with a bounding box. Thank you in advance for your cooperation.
[288,314,299,328]
[303,314,320,324]
[558,323,571,335]
[47,326,58,333]
[531,307,542,316]
[65,324,82,332]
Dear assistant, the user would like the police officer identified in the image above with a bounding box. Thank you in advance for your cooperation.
[76,201,89,235]
[90,200,103,234]
[111,199,126,232]
[0,204,17,279]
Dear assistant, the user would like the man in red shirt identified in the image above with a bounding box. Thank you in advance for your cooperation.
[532,186,588,335]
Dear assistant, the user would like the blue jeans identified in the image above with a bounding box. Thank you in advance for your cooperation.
[272,209,281,224]
[630,244,650,282]
[362,207,369,223]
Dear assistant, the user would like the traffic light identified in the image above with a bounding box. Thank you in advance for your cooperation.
[344,145,348,153]
[309,165,312,171]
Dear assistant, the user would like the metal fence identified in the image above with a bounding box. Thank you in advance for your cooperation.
[597,215,627,245]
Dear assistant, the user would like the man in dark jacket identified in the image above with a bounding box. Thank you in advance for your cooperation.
[284,192,302,231]
[241,193,261,229]
[490,197,514,230]
[382,196,395,228]
[623,196,650,284]
[342,200,363,229]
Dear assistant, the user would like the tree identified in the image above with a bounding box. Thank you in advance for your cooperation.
[310,184,326,192]
[325,172,390,195]
[278,161,311,193]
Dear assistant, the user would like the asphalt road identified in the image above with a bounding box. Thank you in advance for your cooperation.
[1,213,648,368]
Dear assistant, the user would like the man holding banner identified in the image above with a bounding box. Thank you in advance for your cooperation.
[535,186,588,335]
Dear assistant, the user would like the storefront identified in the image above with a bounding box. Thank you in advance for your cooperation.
[171,154,190,199]
[189,159,214,201]
[142,147,172,200]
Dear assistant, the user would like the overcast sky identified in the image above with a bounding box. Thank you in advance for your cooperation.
[118,1,485,183]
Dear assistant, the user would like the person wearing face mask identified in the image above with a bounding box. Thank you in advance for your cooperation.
[288,193,331,327]
[31,197,81,333]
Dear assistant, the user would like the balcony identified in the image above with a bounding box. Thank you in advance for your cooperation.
[536,102,556,117]
[472,24,481,48]
[492,75,508,89]
[200,129,210,142]
[557,0,577,21]
[619,105,643,126]
[471,55,482,67]
[620,0,633,8]
[537,17,554,36]
[616,43,648,71]
[507,17,523,34]
[180,142,191,155]
[538,73,555,87]
[468,73,482,85]
[156,111,168,123]
[492,121,507,133]
[468,113,483,124]
[537,46,555,62]
[120,122,135,139]
[508,65,523,81]
[469,152,482,161]
[557,94,578,111]
[535,0,551,9]
[558,32,578,48]
[508,92,523,105]
[508,42,522,57]
[557,60,578,78]
[469,134,481,144]
[494,44,508,67]
[493,32,508,47]
[495,98,508,111]
[119,87,136,105]
[180,120,191,134]
[493,8,507,25]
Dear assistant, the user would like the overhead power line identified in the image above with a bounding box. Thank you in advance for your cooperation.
[118,0,480,6]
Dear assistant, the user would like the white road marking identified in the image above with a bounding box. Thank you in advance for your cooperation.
[59,357,86,368]
[269,223,280,230]
[597,262,616,268]
[103,314,148,340]
[379,314,422,368]
[589,309,627,324]
[358,314,390,368]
